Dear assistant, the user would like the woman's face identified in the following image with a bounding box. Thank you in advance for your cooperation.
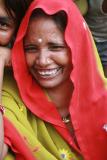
[24,16,72,89]
[0,1,16,46]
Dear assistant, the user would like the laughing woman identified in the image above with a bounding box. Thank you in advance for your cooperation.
[2,0,107,160]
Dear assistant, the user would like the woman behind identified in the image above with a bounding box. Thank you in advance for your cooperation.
[2,0,107,159]
[0,0,32,159]
[85,0,107,77]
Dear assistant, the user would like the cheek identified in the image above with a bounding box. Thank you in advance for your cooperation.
[52,51,71,66]
[0,30,14,45]
[26,55,31,67]
[25,54,36,67]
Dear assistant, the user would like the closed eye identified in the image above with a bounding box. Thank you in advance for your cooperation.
[48,44,66,51]
[0,22,9,30]
[24,45,39,53]
[0,17,13,31]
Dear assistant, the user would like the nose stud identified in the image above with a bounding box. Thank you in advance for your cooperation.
[36,58,51,65]
[47,58,51,64]
[37,38,43,43]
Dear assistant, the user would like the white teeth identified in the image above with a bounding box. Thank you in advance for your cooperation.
[38,68,58,76]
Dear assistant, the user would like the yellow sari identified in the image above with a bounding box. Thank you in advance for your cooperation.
[3,70,82,160]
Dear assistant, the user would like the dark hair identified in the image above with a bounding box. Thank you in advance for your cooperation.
[31,9,67,32]
[4,0,33,29]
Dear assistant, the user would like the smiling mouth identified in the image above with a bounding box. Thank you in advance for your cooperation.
[36,67,63,79]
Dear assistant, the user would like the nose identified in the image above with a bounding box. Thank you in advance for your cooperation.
[35,49,52,67]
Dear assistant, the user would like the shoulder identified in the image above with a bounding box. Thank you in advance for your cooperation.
[2,69,27,118]
[3,69,18,93]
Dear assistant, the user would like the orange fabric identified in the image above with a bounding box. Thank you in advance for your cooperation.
[5,0,107,159]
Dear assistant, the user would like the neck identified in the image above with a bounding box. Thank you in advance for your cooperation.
[46,80,73,117]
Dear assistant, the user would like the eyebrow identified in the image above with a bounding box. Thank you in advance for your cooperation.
[0,16,12,24]
[48,42,66,46]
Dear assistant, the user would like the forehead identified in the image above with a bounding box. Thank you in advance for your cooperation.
[0,0,3,5]
[25,17,64,43]
[0,1,7,16]
[27,16,63,36]
[0,2,15,25]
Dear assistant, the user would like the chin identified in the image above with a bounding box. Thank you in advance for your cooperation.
[37,79,62,89]
[38,82,58,89]
[33,73,65,89]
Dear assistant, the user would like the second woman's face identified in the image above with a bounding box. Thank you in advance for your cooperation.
[0,1,16,46]
[24,16,72,89]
